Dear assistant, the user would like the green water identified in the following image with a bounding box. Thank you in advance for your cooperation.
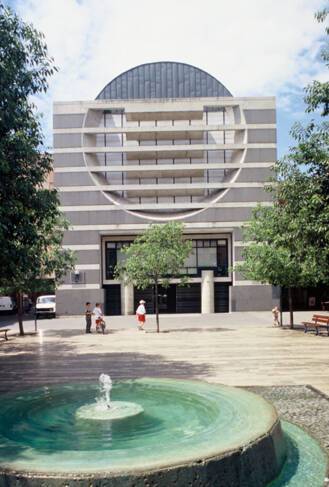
[0,379,278,474]
[0,379,327,486]
[270,421,328,487]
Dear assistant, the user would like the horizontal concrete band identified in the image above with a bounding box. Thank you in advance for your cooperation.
[58,188,272,206]
[54,162,274,173]
[68,221,246,231]
[53,110,276,130]
[75,264,100,270]
[59,202,273,212]
[53,143,276,154]
[53,150,277,167]
[58,283,101,290]
[234,280,264,286]
[61,230,241,246]
[62,244,100,250]
[57,182,270,192]
[53,97,276,114]
[53,123,276,134]
[57,281,263,291]
[62,207,254,225]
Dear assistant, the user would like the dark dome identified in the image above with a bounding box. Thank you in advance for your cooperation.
[96,62,232,100]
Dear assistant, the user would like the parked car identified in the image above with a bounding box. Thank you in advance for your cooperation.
[35,295,56,318]
[0,296,16,314]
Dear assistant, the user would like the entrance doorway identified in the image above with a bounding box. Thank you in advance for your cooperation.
[104,285,121,316]
[134,284,201,314]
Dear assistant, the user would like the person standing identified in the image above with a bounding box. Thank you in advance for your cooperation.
[136,300,146,331]
[272,306,280,327]
[85,302,92,333]
[93,303,106,334]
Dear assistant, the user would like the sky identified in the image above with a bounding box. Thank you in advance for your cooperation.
[5,0,328,157]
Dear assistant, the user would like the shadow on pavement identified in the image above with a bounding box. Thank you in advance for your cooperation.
[0,338,213,395]
[160,327,234,333]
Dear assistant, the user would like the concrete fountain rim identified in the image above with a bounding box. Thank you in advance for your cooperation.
[0,378,284,479]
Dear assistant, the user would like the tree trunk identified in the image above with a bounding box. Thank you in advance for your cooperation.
[279,287,283,327]
[155,280,160,333]
[288,287,294,329]
[16,291,24,336]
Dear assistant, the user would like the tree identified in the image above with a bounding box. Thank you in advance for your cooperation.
[304,7,329,117]
[235,8,329,327]
[235,192,328,328]
[115,222,192,333]
[0,4,75,335]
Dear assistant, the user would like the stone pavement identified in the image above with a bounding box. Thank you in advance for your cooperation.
[1,310,329,396]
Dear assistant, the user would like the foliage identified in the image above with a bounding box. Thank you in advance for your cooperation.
[235,8,329,326]
[115,222,192,332]
[0,4,75,333]
[304,6,329,116]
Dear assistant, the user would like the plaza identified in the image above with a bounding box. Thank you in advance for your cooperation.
[1,311,329,478]
[1,311,329,485]
[1,1,328,483]
[1,311,329,394]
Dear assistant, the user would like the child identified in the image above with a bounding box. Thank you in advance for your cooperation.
[85,302,92,333]
[136,300,146,331]
[272,306,280,327]
[93,303,106,334]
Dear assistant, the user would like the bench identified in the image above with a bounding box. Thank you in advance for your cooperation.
[303,315,329,335]
[0,328,10,341]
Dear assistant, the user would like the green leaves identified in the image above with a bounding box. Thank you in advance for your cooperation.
[0,4,75,298]
[115,222,192,332]
[115,222,192,290]
[304,7,329,115]
[238,8,329,295]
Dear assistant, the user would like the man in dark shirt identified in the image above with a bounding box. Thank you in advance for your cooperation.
[85,302,92,333]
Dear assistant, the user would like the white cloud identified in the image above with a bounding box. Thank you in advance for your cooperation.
[14,0,328,145]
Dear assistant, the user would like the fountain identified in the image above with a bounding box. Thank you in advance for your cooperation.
[0,378,327,486]
[76,374,144,420]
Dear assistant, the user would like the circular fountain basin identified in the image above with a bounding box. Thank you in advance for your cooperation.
[76,400,144,420]
[0,379,326,486]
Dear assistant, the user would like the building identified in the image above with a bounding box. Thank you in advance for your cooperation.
[53,61,279,315]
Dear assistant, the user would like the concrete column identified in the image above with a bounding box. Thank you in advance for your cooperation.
[201,270,214,314]
[121,281,134,315]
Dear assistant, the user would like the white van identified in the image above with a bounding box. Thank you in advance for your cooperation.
[0,296,15,313]
[36,295,56,318]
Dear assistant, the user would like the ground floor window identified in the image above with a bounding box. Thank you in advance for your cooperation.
[104,238,230,280]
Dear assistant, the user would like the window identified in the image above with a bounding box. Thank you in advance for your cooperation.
[106,134,122,147]
[108,152,122,165]
[105,239,229,280]
[105,241,132,279]
[182,239,229,276]
[105,113,123,127]
[198,247,217,267]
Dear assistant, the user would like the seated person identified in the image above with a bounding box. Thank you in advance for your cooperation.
[93,303,106,334]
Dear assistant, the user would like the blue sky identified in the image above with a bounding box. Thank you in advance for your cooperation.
[4,0,328,158]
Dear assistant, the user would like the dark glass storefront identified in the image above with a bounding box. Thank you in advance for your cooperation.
[281,285,329,311]
[104,283,230,315]
[134,284,201,314]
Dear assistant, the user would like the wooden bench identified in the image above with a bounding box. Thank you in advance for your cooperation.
[0,328,10,341]
[303,315,329,335]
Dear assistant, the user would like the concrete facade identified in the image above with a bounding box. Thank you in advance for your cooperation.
[53,62,278,315]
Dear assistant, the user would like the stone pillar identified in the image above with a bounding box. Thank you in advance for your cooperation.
[201,270,214,314]
[121,281,134,315]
